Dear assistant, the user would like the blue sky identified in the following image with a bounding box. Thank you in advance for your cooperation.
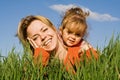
[0,0,120,56]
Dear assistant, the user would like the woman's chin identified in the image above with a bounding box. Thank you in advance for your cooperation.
[44,44,56,52]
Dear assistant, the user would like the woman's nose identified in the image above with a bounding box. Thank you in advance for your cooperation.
[40,33,46,41]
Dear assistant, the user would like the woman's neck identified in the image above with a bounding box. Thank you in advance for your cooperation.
[54,40,67,61]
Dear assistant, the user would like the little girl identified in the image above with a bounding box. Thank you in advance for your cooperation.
[59,7,99,73]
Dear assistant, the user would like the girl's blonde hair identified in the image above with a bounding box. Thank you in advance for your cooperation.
[60,7,89,37]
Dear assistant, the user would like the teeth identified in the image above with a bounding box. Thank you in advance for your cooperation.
[69,39,74,42]
[44,39,51,46]
[69,38,74,42]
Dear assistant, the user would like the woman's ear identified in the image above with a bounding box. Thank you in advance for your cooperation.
[27,37,38,49]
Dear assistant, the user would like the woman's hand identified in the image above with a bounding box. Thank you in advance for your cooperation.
[27,37,39,49]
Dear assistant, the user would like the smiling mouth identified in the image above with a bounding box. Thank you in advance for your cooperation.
[68,39,75,43]
[43,38,52,46]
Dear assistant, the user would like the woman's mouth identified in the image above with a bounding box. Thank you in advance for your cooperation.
[43,38,52,46]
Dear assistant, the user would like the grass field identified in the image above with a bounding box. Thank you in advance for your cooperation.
[0,35,120,80]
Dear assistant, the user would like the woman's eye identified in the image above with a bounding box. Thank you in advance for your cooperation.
[33,37,37,41]
[32,36,39,41]
[42,28,48,32]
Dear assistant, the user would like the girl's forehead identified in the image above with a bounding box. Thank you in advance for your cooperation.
[66,23,79,31]
[66,22,85,34]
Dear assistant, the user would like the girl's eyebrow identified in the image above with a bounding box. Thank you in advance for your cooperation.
[68,28,74,33]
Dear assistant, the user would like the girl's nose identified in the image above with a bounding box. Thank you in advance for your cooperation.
[70,34,76,40]
[71,34,76,39]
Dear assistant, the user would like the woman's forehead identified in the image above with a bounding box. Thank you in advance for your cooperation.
[27,20,44,34]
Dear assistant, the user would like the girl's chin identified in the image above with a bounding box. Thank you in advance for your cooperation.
[67,43,74,46]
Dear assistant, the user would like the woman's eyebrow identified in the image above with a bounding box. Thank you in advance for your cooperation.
[31,34,39,38]
[40,26,46,31]
[31,26,44,38]
[40,27,44,31]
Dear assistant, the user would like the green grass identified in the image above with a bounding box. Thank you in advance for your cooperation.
[0,35,120,80]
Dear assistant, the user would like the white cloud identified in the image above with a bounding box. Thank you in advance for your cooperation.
[49,4,120,22]
[49,4,77,13]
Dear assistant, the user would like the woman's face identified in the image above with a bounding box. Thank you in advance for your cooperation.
[27,20,58,51]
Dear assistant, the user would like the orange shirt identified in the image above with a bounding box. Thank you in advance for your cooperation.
[64,40,98,73]
[63,46,80,73]
[34,48,50,66]
[33,40,99,72]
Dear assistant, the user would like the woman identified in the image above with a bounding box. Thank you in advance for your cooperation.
[17,15,67,66]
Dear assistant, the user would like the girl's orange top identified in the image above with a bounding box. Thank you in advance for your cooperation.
[63,40,99,73]
[34,48,50,66]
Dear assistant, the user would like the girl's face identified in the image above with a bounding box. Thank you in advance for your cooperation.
[62,27,82,47]
[27,20,58,51]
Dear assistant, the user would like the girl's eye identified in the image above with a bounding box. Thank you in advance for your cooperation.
[76,34,80,36]
[68,31,72,34]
